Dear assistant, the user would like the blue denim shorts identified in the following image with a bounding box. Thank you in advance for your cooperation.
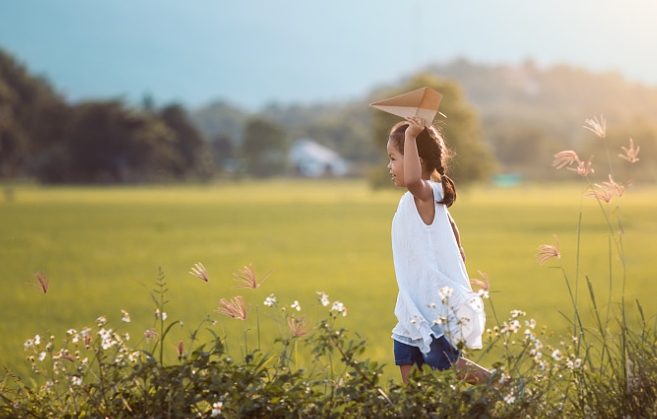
[394,335,460,371]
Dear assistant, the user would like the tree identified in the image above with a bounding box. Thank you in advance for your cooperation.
[0,48,68,178]
[241,117,289,177]
[369,73,496,188]
[159,104,206,178]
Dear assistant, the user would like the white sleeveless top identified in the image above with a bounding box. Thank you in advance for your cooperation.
[391,181,485,353]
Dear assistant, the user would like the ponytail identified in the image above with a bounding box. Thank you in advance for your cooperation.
[439,173,457,208]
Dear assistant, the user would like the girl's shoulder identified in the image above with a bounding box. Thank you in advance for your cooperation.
[427,180,443,202]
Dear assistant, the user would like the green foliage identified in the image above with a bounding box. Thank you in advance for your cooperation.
[0,48,207,184]
[241,117,289,177]
[369,72,496,188]
[0,48,67,178]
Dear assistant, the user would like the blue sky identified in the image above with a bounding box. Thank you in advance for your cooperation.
[1,0,656,110]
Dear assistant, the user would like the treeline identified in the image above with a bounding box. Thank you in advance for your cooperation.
[4,44,657,184]
[0,49,209,183]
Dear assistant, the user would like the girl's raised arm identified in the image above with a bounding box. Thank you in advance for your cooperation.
[403,117,433,202]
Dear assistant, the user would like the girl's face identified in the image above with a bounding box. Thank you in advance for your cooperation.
[386,139,405,187]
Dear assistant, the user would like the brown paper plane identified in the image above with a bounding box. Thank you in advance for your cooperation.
[370,86,444,126]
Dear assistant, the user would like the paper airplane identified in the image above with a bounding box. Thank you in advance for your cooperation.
[370,86,444,126]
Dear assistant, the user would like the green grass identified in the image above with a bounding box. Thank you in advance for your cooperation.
[1,180,656,382]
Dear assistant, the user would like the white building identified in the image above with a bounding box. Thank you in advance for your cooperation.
[289,139,349,177]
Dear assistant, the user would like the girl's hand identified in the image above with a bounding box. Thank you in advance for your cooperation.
[405,117,425,139]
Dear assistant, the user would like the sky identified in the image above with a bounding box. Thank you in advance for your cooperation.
[1,0,656,110]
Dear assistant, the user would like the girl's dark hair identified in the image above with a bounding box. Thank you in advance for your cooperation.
[389,121,456,207]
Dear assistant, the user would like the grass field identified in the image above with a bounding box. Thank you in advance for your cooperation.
[1,179,656,382]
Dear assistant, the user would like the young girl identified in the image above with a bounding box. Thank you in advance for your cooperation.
[387,116,489,385]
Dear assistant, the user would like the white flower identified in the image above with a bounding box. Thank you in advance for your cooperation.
[155,309,167,320]
[510,310,525,318]
[24,339,34,350]
[71,376,82,386]
[38,352,47,361]
[211,401,223,417]
[525,319,536,329]
[264,293,277,307]
[291,301,301,311]
[438,286,453,302]
[504,393,515,404]
[121,310,131,323]
[96,316,107,326]
[34,334,41,345]
[331,301,348,316]
[317,291,330,307]
[551,349,563,361]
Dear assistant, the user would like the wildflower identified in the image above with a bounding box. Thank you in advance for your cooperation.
[38,352,47,361]
[28,271,49,294]
[583,115,606,138]
[24,339,34,350]
[504,392,515,404]
[569,155,595,176]
[99,328,111,340]
[619,138,640,163]
[583,184,613,203]
[121,310,131,323]
[55,350,75,362]
[331,301,348,316]
[215,296,249,320]
[155,308,167,321]
[574,358,582,368]
[538,360,549,371]
[189,262,209,282]
[509,320,521,333]
[263,293,277,307]
[551,349,563,361]
[128,351,140,363]
[81,329,92,349]
[176,340,184,357]
[510,310,525,318]
[536,236,561,265]
[66,329,80,344]
[439,286,453,302]
[552,150,581,169]
[41,381,53,392]
[96,315,107,326]
[71,376,82,386]
[317,291,330,307]
[211,401,223,417]
[290,300,301,311]
[233,263,272,289]
[288,315,315,337]
[597,174,628,198]
[124,332,130,341]
[144,328,158,343]
[525,319,536,329]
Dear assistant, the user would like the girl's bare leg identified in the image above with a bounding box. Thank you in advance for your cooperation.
[399,364,414,385]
